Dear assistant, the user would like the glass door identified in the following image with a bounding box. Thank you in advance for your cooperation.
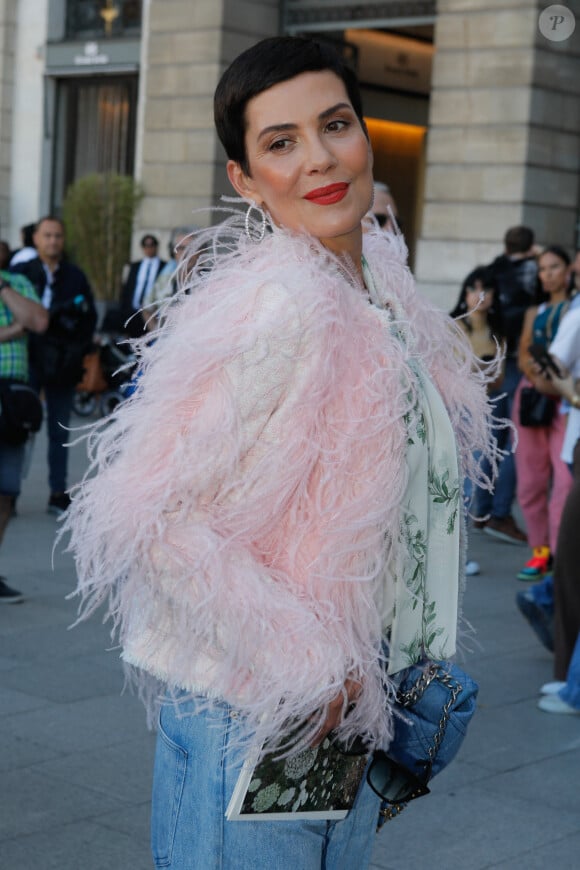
[52,74,138,212]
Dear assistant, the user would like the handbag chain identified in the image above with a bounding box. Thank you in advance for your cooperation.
[378,663,464,830]
[396,663,462,763]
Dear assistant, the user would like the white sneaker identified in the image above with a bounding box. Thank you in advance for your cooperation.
[538,694,580,714]
[540,681,566,695]
[465,560,480,576]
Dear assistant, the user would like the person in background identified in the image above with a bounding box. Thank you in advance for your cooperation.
[63,36,498,869]
[513,246,573,581]
[9,224,37,267]
[120,234,166,339]
[11,216,97,515]
[141,227,198,333]
[0,261,48,602]
[529,309,580,714]
[367,180,400,234]
[483,226,541,546]
[516,248,580,643]
[450,266,506,576]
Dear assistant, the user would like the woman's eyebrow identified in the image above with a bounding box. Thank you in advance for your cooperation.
[318,102,351,121]
[256,103,352,142]
[257,122,297,142]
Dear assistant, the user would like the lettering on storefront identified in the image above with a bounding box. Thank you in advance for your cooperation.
[74,42,110,66]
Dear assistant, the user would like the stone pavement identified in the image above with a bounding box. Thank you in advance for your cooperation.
[1,427,579,869]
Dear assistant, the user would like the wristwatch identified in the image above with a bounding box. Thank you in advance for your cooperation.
[571,394,580,409]
[0,279,10,295]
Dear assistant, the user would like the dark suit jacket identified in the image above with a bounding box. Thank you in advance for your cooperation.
[120,258,166,339]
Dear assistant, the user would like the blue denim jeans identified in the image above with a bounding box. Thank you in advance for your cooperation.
[31,377,74,493]
[560,633,580,710]
[529,573,554,609]
[151,696,381,870]
[0,441,26,496]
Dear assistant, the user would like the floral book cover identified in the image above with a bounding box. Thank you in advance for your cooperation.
[226,735,369,821]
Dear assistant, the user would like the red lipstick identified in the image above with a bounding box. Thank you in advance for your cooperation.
[304,182,349,205]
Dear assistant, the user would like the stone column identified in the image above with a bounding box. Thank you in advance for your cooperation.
[415,0,580,309]
[0,0,17,236]
[134,0,279,248]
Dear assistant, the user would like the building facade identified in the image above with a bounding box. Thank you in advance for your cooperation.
[0,0,579,306]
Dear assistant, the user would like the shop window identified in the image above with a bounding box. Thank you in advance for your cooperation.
[52,75,138,212]
[66,0,142,39]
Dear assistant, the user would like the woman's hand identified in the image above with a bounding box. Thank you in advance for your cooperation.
[311,677,362,746]
[541,359,578,404]
[528,367,559,396]
[528,355,573,398]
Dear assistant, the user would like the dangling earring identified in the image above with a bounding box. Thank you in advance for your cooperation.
[245,201,266,243]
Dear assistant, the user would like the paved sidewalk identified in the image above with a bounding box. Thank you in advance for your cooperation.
[1,427,579,869]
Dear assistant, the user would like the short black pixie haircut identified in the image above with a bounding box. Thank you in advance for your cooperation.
[214,36,366,177]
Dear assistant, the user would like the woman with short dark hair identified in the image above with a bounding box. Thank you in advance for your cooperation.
[64,36,497,869]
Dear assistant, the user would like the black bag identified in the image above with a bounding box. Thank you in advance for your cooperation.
[0,380,43,445]
[519,386,555,428]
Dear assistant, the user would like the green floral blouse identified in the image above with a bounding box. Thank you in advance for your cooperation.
[362,259,461,675]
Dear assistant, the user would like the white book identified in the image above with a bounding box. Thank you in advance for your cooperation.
[226,734,368,822]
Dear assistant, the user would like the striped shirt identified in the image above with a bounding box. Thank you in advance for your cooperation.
[0,270,40,381]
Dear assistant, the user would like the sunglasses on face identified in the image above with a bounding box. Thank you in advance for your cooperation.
[332,734,430,805]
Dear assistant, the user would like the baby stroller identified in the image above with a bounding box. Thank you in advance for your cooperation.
[73,334,136,418]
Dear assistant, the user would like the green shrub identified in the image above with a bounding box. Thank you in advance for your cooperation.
[62,172,144,302]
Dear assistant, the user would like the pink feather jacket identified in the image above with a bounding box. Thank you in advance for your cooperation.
[64,219,497,753]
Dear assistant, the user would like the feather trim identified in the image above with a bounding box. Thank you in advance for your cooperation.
[61,210,499,756]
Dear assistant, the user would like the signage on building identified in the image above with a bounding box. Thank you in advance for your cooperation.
[74,42,110,66]
[45,39,140,76]
[285,0,436,30]
[346,29,432,96]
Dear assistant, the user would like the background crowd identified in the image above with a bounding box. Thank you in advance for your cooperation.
[446,225,580,719]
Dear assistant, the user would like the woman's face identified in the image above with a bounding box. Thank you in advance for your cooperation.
[227,71,373,258]
[538,252,569,295]
[465,281,494,314]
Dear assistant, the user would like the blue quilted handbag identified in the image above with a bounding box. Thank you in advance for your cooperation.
[376,659,478,828]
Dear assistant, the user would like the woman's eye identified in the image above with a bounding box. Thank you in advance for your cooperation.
[268,138,292,152]
[325,119,350,133]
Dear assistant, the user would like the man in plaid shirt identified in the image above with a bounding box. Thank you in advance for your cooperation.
[0,255,48,602]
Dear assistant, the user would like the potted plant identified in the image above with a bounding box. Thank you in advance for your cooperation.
[62,172,144,303]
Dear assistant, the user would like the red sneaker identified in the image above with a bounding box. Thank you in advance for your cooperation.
[516,546,551,581]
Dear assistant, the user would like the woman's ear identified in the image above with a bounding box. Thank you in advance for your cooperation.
[227,160,259,203]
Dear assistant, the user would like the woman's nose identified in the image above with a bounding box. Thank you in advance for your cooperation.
[305,136,337,173]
